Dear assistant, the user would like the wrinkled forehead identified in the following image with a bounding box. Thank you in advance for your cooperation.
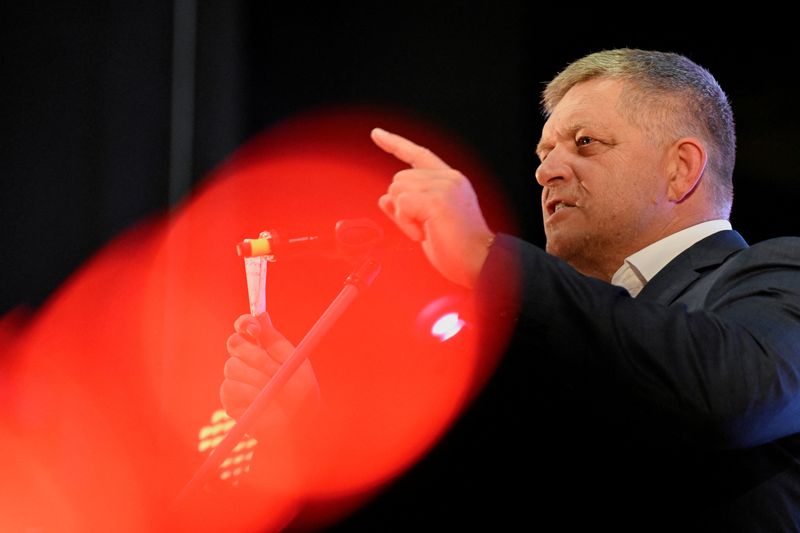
[540,78,627,141]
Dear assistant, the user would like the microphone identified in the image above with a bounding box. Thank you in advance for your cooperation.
[236,218,387,260]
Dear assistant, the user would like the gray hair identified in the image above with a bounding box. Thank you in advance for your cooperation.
[543,49,735,218]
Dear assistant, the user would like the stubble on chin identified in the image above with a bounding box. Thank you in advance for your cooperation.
[544,230,610,280]
[543,229,577,264]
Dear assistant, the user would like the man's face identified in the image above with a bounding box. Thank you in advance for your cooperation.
[535,77,671,277]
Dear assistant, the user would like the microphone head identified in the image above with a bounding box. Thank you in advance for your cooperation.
[335,218,384,258]
[236,218,391,262]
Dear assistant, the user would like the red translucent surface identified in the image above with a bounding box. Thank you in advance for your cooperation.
[0,108,517,531]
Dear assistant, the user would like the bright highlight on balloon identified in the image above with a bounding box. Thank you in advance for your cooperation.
[431,312,466,342]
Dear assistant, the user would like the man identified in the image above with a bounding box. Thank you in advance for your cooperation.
[223,49,800,529]
[373,48,800,529]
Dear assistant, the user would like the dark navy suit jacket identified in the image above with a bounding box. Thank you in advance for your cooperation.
[472,229,800,531]
[329,230,800,532]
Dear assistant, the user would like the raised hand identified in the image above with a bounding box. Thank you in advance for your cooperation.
[372,128,494,289]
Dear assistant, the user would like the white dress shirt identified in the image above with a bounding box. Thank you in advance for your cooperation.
[610,220,733,297]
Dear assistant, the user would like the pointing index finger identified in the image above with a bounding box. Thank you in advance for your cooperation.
[371,128,452,170]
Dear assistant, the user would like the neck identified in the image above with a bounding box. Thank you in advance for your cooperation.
[568,254,624,282]
[570,214,724,282]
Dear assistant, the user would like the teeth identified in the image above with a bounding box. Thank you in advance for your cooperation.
[554,202,567,212]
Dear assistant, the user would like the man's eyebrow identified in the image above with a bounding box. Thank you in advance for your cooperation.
[535,139,551,159]
[536,121,606,158]
[535,124,578,158]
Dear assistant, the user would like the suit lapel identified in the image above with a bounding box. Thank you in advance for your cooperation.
[637,230,749,305]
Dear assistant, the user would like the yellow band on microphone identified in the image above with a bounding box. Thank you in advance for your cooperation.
[249,238,272,256]
[236,238,272,257]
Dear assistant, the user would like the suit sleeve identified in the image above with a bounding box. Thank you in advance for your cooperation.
[474,233,800,449]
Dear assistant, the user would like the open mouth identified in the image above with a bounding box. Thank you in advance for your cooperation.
[546,199,577,216]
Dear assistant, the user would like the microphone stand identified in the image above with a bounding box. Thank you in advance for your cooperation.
[171,256,381,509]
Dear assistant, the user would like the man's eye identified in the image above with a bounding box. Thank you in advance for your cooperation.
[576,136,593,146]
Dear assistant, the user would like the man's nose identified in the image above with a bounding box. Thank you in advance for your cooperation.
[535,147,574,187]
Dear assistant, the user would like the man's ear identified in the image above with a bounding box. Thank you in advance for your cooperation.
[668,137,707,203]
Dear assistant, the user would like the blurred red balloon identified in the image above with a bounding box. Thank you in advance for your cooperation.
[0,107,517,531]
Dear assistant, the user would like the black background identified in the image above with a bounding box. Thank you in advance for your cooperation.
[3,4,798,530]
[4,5,798,316]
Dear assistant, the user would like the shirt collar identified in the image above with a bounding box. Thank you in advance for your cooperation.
[611,220,732,297]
